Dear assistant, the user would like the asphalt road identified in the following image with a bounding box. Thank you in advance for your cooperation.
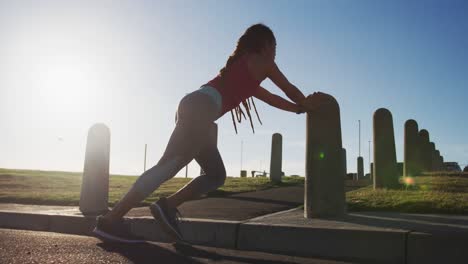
[0,228,354,264]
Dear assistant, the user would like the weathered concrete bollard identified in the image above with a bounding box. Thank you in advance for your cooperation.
[418,129,431,172]
[357,156,364,180]
[429,142,436,172]
[305,94,346,218]
[342,148,347,177]
[80,123,111,215]
[397,162,404,177]
[404,119,420,177]
[373,108,399,189]
[434,150,441,171]
[270,133,283,183]
[439,153,444,171]
[200,123,218,175]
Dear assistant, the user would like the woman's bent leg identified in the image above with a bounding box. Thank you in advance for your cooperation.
[166,143,226,208]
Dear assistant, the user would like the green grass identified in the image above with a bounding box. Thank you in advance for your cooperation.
[347,176,468,214]
[2,168,467,214]
[0,168,303,206]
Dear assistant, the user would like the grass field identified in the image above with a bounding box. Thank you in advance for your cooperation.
[347,175,468,214]
[0,168,303,206]
[1,168,467,214]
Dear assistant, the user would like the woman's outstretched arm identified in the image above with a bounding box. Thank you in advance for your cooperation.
[254,86,305,113]
[267,62,306,104]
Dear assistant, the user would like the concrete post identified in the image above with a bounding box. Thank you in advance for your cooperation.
[404,119,420,177]
[439,155,445,171]
[373,108,399,189]
[342,148,347,177]
[439,154,444,171]
[270,133,283,183]
[200,123,218,175]
[418,129,430,172]
[305,94,346,218]
[80,123,111,215]
[357,156,364,180]
[435,150,441,171]
[429,142,436,172]
[397,162,403,177]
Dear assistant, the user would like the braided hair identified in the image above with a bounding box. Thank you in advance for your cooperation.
[219,23,276,134]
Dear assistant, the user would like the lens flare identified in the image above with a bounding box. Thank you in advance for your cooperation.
[319,152,325,159]
[403,176,415,186]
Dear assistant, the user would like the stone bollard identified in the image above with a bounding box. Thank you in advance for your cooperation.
[439,153,443,171]
[357,156,364,180]
[397,162,404,177]
[269,133,283,183]
[429,142,436,171]
[404,119,420,177]
[200,123,218,175]
[439,152,443,171]
[438,158,442,171]
[418,129,431,172]
[305,94,346,218]
[80,123,111,215]
[373,108,399,189]
[342,148,347,177]
[434,150,441,171]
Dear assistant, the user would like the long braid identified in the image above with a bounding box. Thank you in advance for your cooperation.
[230,110,238,134]
[251,97,263,125]
[221,48,261,134]
[241,100,255,133]
[219,23,275,134]
[230,97,261,134]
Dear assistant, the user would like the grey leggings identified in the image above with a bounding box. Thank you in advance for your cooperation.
[132,91,227,201]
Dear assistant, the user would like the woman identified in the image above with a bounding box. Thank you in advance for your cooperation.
[93,23,326,243]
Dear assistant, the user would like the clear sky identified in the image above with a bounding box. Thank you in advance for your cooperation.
[0,0,467,177]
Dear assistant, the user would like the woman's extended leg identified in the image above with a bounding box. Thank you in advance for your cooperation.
[102,127,206,221]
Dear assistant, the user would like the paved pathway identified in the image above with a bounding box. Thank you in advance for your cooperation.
[0,228,353,264]
[129,186,304,220]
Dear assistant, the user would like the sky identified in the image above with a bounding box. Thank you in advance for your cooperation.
[0,0,467,177]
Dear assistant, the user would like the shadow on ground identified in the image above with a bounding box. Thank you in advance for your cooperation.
[97,241,323,264]
[97,242,201,264]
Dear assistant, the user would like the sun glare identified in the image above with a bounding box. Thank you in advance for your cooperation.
[32,59,100,122]
[38,66,88,104]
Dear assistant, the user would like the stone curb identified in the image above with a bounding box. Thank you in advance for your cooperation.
[1,210,467,263]
[406,231,468,264]
[0,211,240,248]
[237,222,407,264]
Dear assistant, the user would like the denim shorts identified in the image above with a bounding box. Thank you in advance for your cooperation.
[197,85,222,114]
[175,88,221,124]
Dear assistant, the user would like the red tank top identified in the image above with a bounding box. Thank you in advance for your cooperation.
[205,55,261,116]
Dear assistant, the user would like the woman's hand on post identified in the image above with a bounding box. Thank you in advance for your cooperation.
[295,103,306,114]
[295,98,308,114]
[299,92,333,112]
